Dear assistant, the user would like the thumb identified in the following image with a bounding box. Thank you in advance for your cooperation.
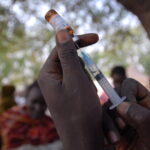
[117,102,150,129]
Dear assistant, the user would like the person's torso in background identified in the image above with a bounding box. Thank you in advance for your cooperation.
[0,106,60,150]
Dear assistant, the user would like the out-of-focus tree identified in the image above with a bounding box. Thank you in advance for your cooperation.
[139,49,150,77]
[0,0,149,87]
[0,1,53,86]
[91,26,149,74]
[116,0,150,81]
[117,0,150,38]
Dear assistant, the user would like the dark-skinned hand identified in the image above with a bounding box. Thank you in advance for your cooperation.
[38,30,104,150]
[105,78,150,150]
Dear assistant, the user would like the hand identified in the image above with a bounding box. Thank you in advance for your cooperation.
[38,30,104,150]
[116,78,150,150]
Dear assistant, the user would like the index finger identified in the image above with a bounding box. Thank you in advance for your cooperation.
[76,33,99,48]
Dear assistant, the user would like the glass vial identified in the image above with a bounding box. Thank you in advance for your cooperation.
[45,9,79,42]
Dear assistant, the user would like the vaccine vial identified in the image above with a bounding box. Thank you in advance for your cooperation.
[45,10,74,35]
[45,9,79,42]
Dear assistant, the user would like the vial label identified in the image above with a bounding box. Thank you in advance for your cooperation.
[50,14,69,31]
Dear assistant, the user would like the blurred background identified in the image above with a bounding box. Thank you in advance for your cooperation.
[0,0,150,92]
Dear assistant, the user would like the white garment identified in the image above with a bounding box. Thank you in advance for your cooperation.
[11,140,63,150]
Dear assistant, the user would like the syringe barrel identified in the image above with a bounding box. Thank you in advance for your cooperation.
[88,65,122,104]
[96,76,122,104]
[80,51,123,106]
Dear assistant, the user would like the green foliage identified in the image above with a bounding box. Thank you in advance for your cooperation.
[0,0,149,87]
[139,50,150,76]
[0,1,54,86]
[91,26,149,74]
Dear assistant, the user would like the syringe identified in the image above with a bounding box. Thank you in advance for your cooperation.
[80,51,126,109]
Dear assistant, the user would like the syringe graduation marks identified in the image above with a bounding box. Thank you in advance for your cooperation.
[80,51,126,109]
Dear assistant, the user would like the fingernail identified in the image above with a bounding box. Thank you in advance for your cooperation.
[57,30,70,43]
[108,131,119,143]
[117,102,130,116]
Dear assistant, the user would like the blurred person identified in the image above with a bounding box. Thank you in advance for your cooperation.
[0,81,62,150]
[38,30,150,150]
[0,85,16,114]
[110,66,127,90]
